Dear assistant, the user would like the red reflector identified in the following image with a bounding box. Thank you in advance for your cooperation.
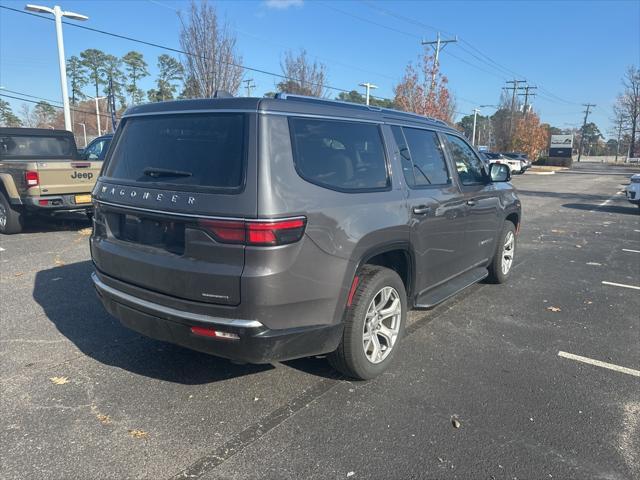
[190,326,239,340]
[190,326,217,337]
[25,171,39,187]
[39,199,49,206]
[347,275,360,307]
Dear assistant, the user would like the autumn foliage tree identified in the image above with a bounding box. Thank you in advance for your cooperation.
[393,53,455,124]
[512,112,548,159]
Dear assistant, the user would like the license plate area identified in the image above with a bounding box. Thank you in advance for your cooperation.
[75,194,92,204]
[111,213,185,255]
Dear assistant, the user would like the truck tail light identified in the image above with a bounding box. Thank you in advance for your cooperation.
[25,171,39,187]
[190,326,239,340]
[198,217,306,246]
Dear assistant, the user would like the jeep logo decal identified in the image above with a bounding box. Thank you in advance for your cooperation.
[71,171,94,180]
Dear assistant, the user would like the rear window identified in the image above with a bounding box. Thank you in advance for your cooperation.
[289,117,389,192]
[0,135,75,158]
[104,113,245,191]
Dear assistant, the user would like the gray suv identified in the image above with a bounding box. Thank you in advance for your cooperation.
[90,94,520,379]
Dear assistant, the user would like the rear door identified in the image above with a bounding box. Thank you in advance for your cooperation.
[442,133,500,267]
[92,111,257,306]
[390,126,468,294]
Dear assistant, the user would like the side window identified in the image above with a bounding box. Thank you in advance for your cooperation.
[444,134,486,185]
[402,128,450,186]
[289,117,389,192]
[391,126,415,187]
[86,139,105,159]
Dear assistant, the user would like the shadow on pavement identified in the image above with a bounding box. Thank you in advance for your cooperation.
[562,203,640,215]
[516,190,614,202]
[33,260,281,384]
[23,212,92,234]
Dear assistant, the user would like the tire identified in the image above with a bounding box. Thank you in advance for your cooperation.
[328,265,407,380]
[487,221,516,284]
[0,191,24,235]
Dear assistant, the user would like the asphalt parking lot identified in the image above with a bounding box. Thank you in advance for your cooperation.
[1,163,639,480]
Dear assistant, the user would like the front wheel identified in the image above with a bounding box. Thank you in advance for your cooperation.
[487,222,516,283]
[328,266,407,380]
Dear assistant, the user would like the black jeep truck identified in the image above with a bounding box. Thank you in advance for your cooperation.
[91,94,521,379]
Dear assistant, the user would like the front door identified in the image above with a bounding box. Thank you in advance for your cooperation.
[390,126,468,297]
[442,133,501,267]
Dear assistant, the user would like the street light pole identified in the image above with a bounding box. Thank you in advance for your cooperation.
[87,95,106,136]
[25,4,88,132]
[359,82,378,106]
[75,122,86,147]
[471,108,480,146]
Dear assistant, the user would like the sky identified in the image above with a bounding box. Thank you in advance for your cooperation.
[1,0,639,137]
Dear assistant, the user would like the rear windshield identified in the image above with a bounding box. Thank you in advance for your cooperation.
[104,113,245,191]
[0,135,76,158]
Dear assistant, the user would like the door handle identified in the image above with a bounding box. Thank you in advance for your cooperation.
[412,205,431,215]
[466,199,477,206]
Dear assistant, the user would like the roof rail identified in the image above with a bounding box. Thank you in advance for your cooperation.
[274,93,451,127]
[275,93,383,112]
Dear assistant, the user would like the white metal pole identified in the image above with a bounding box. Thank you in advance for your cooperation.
[53,5,71,131]
[471,108,479,146]
[77,122,86,147]
[95,97,101,136]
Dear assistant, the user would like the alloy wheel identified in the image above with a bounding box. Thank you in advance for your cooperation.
[362,286,401,364]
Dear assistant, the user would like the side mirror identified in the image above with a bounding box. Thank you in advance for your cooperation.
[489,163,511,182]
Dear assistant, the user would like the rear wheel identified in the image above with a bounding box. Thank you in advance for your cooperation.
[487,222,516,283]
[0,192,23,235]
[328,265,406,380]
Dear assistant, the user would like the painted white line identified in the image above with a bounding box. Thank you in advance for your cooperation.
[593,190,625,210]
[622,249,640,254]
[634,229,640,233]
[558,351,640,377]
[602,281,640,291]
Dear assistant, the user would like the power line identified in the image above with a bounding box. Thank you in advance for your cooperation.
[0,92,115,119]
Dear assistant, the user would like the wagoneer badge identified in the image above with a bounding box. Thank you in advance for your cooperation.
[100,185,196,206]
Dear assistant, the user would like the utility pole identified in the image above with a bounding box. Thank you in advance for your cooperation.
[614,116,624,163]
[243,78,256,97]
[421,33,457,93]
[576,103,596,162]
[359,82,378,106]
[25,4,88,131]
[518,85,537,116]
[471,108,480,146]
[503,79,526,149]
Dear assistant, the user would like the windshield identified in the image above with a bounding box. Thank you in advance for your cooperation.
[104,113,245,191]
[0,135,76,158]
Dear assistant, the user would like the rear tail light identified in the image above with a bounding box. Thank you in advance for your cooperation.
[25,171,39,187]
[198,217,306,246]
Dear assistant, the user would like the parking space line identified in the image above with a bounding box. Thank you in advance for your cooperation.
[634,229,640,233]
[602,281,640,290]
[622,249,640,254]
[558,351,640,377]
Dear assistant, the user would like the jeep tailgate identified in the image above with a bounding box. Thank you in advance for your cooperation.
[34,160,102,195]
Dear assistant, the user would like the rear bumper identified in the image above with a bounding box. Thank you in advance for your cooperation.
[23,194,93,212]
[91,272,343,363]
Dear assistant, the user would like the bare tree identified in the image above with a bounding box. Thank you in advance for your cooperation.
[618,65,640,157]
[277,49,327,97]
[178,0,244,97]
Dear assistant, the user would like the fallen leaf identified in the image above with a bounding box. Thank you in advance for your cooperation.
[96,414,111,425]
[128,429,148,439]
[50,376,69,385]
[347,473,355,478]
[546,306,562,312]
[78,227,92,236]
[54,257,65,266]
[451,417,461,429]
[575,245,582,249]
[14,272,24,277]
